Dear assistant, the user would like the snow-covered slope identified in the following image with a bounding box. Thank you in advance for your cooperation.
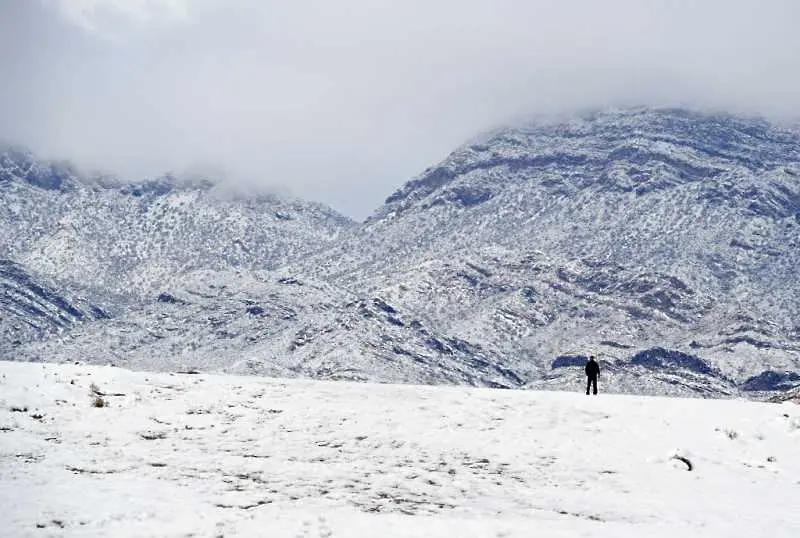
[1,146,354,297]
[1,361,798,537]
[284,108,800,392]
[3,108,800,396]
[15,269,523,388]
[0,259,109,351]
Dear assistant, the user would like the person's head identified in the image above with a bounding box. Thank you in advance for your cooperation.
[589,355,595,361]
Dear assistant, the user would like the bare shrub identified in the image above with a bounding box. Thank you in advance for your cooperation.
[89,383,107,408]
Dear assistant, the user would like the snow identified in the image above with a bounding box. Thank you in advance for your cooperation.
[5,110,800,395]
[2,361,799,537]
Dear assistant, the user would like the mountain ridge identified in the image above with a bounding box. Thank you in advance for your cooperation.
[2,107,799,396]
[1,148,355,298]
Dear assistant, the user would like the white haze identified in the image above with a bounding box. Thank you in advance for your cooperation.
[1,0,799,219]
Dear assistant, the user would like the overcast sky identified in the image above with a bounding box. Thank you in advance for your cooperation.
[1,0,799,220]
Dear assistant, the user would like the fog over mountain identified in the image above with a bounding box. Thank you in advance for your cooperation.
[2,0,800,219]
[2,107,799,397]
[1,1,799,396]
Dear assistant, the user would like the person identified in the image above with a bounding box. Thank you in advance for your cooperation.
[585,355,599,395]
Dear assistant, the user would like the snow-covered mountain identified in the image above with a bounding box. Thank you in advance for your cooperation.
[16,269,523,388]
[285,108,800,393]
[0,146,354,297]
[0,259,109,347]
[3,108,800,396]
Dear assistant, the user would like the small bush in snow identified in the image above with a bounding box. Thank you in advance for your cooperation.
[89,383,107,407]
[725,429,738,440]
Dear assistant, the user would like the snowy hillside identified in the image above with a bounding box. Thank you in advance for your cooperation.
[3,108,800,397]
[1,361,799,537]
[0,260,110,347]
[0,146,354,297]
[15,269,523,388]
[285,108,800,392]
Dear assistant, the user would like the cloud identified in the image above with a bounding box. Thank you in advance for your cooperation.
[49,0,191,37]
[2,0,799,219]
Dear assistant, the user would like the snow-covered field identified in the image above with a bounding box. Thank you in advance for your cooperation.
[1,361,799,537]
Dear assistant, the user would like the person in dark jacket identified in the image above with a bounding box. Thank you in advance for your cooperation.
[585,355,600,395]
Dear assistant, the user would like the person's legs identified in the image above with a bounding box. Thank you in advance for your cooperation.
[591,377,598,395]
[586,377,591,395]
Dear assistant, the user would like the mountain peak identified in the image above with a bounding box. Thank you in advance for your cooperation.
[379,107,800,219]
[0,146,81,191]
[3,108,799,397]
